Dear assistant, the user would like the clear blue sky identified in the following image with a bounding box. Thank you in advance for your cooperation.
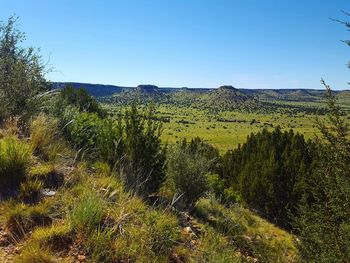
[1,0,349,89]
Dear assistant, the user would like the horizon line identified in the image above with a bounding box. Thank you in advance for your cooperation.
[52,81,350,91]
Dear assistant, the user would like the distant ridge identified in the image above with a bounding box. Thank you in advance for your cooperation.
[51,82,350,113]
[52,82,347,96]
[52,82,125,97]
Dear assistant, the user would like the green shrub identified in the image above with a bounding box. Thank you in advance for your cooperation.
[55,86,105,117]
[181,137,221,173]
[66,106,165,196]
[96,117,124,166]
[222,187,241,204]
[0,103,9,123]
[122,105,166,195]
[67,112,102,153]
[0,136,31,191]
[66,112,123,164]
[166,145,209,207]
[295,82,350,262]
[206,173,225,198]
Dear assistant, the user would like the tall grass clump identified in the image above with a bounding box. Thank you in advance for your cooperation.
[0,117,20,138]
[0,136,31,191]
[85,227,116,262]
[193,227,242,263]
[146,210,180,254]
[31,222,73,252]
[14,243,58,263]
[30,114,69,161]
[5,203,52,240]
[68,194,104,234]
[19,179,43,203]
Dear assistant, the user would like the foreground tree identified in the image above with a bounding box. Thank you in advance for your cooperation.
[295,81,350,262]
[0,16,48,120]
[295,13,350,261]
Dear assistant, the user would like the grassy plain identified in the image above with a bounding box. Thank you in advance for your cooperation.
[158,105,323,152]
[105,103,336,153]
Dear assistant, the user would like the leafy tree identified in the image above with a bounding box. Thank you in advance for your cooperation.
[295,82,350,262]
[0,16,49,119]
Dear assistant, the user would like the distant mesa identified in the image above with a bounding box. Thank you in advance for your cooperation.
[52,82,123,97]
[218,85,237,91]
[51,82,350,113]
[137,84,159,93]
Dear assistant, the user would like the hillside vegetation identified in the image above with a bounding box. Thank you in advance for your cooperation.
[0,15,350,263]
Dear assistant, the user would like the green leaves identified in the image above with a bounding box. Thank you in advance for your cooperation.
[0,16,49,119]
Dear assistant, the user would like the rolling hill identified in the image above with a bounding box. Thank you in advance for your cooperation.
[52,82,350,113]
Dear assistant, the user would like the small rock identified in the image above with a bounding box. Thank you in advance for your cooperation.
[41,189,56,197]
[77,254,86,262]
[183,226,193,235]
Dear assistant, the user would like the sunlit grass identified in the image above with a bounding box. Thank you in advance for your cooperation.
[0,136,31,190]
